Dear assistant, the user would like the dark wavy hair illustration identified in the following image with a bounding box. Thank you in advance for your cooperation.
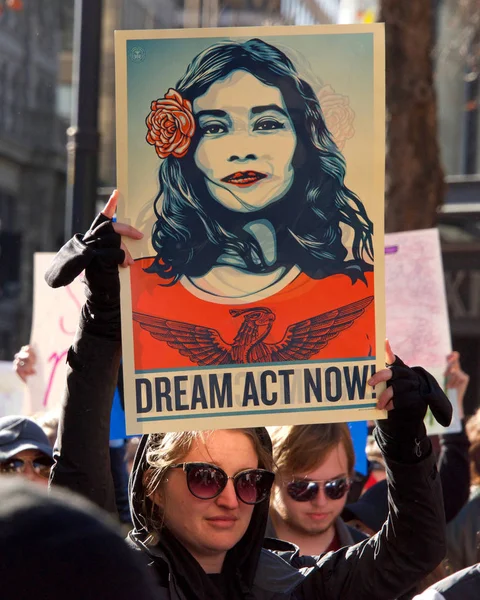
[146,38,374,285]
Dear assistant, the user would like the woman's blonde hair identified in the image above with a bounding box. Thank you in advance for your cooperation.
[141,428,273,542]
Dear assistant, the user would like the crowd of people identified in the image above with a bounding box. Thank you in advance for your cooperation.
[1,195,479,599]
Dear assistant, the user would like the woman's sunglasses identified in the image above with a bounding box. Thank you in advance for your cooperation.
[286,476,352,502]
[171,462,275,505]
[0,456,54,479]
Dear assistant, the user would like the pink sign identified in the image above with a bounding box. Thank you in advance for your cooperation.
[25,253,83,415]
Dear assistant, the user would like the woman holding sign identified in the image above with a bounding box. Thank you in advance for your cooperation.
[129,39,375,371]
[46,195,451,600]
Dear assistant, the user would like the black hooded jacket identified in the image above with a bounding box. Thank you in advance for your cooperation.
[50,324,447,600]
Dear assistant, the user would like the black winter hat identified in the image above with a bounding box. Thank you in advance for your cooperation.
[0,478,157,599]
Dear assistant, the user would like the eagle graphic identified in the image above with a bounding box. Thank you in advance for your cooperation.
[133,296,373,366]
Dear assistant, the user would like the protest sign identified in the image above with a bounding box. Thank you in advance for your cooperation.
[25,253,84,415]
[0,361,25,417]
[385,229,461,434]
[115,25,386,434]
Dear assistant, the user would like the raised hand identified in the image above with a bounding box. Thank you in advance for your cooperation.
[45,189,142,289]
[99,189,140,268]
[444,351,469,419]
[45,189,143,339]
[13,345,37,382]
[368,340,452,437]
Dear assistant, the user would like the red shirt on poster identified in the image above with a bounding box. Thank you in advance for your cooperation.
[131,259,375,372]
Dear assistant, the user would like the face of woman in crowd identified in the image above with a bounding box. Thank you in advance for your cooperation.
[154,430,259,572]
[193,70,297,213]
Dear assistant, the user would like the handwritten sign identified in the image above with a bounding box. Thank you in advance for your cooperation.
[25,253,84,415]
[385,229,460,434]
[0,361,25,417]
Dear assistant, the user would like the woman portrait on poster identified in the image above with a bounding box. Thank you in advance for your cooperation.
[131,38,376,369]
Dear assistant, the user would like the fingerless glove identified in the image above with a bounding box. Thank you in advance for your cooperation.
[375,356,452,463]
[45,213,125,341]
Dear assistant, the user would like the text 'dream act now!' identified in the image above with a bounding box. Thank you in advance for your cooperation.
[132,359,379,432]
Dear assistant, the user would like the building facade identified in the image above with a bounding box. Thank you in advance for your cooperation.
[435,0,480,415]
[0,1,67,359]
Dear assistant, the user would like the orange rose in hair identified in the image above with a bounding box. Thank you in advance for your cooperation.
[146,89,196,159]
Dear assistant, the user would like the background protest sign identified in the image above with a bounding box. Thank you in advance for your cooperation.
[115,25,386,434]
[0,361,25,417]
[25,253,84,415]
[385,229,461,435]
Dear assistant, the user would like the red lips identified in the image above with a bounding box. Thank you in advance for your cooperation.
[221,171,267,187]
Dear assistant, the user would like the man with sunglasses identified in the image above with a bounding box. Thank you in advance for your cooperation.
[0,415,54,486]
[268,423,366,555]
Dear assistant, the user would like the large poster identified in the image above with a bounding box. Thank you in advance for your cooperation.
[115,25,386,434]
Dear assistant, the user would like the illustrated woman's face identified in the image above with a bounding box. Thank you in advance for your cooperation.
[193,70,297,213]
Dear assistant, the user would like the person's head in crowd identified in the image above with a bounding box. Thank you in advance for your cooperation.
[135,428,274,575]
[469,440,480,489]
[125,436,140,474]
[33,411,59,448]
[362,434,386,492]
[269,424,355,553]
[365,435,385,473]
[0,415,53,487]
[466,408,480,444]
[342,479,388,536]
[0,478,157,599]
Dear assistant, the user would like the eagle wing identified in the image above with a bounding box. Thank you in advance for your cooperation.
[132,312,231,366]
[259,296,374,362]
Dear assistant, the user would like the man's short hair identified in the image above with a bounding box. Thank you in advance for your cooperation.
[271,424,355,477]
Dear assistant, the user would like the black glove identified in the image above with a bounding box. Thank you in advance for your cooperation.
[45,213,125,340]
[375,355,452,463]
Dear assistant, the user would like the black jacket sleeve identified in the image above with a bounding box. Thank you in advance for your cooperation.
[49,326,121,515]
[438,420,470,523]
[297,451,446,600]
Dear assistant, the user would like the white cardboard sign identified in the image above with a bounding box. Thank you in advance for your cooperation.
[0,361,25,417]
[385,229,461,434]
[25,253,83,415]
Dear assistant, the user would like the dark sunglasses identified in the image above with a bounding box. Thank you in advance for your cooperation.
[286,476,351,502]
[0,456,54,478]
[171,462,275,505]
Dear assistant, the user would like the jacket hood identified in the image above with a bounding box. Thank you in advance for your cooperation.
[128,428,273,596]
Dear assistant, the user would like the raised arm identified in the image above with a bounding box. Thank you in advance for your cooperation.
[48,191,142,513]
[298,342,452,600]
[438,351,470,522]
